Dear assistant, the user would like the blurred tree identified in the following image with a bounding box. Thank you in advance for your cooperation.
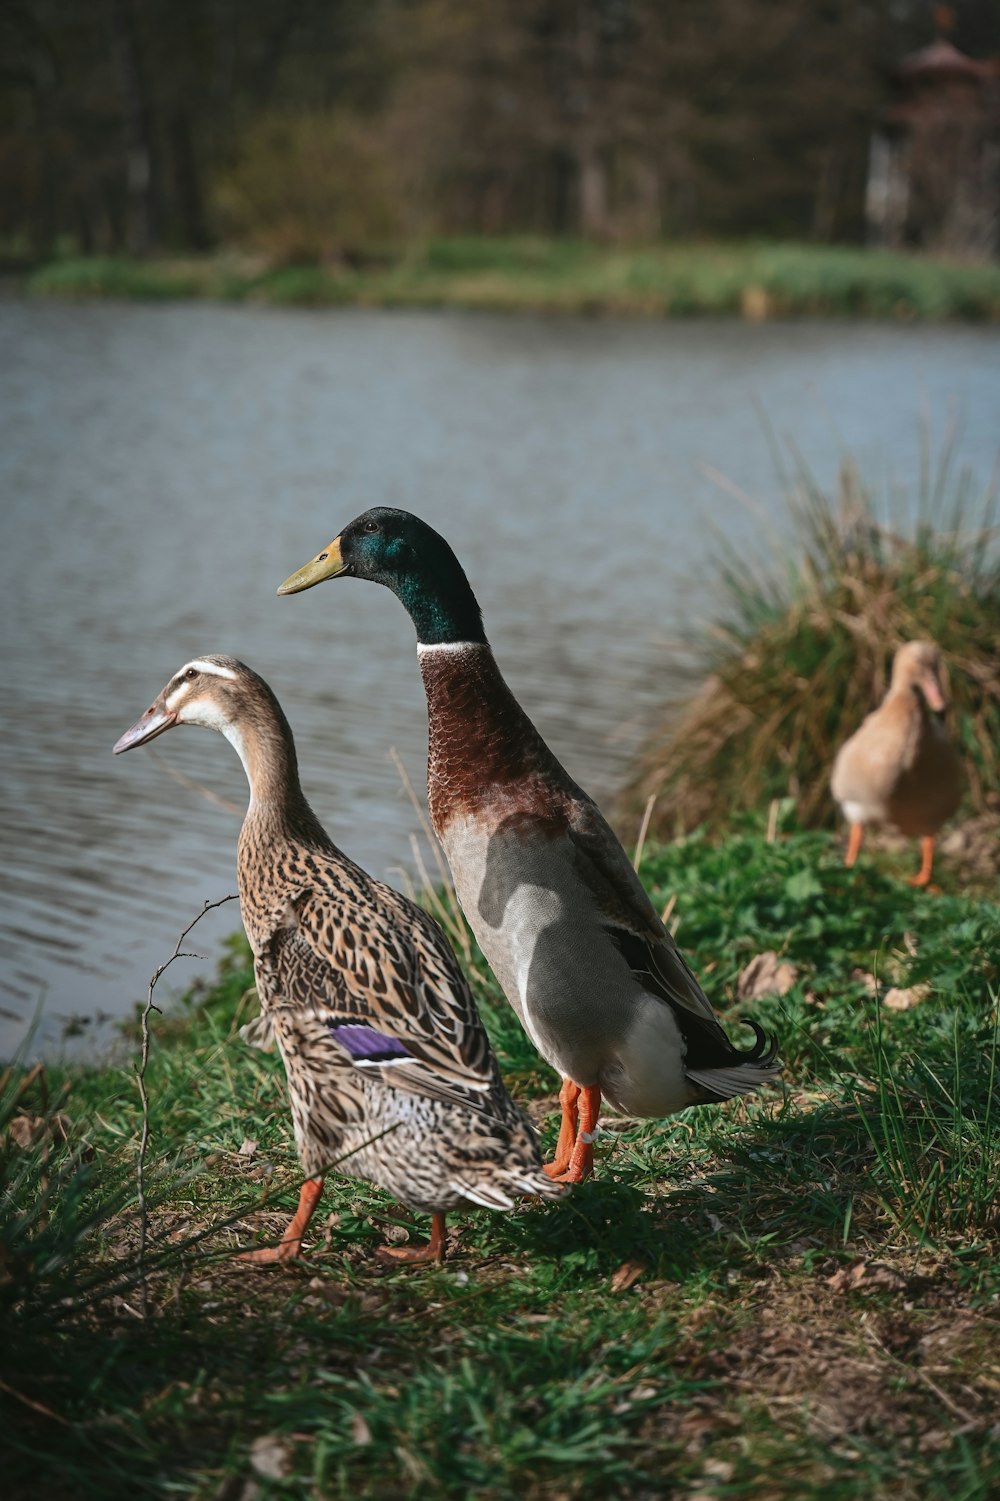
[0,0,388,256]
[0,0,997,257]
[215,110,401,263]
[375,0,947,241]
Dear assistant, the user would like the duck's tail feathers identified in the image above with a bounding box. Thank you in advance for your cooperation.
[686,1021,781,1103]
[454,1166,567,1211]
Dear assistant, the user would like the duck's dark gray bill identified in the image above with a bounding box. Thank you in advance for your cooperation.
[113,704,177,754]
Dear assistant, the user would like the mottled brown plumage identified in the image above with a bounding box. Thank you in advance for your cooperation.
[114,654,563,1262]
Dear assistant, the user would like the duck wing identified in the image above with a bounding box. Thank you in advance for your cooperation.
[567,800,778,1075]
[253,852,499,1111]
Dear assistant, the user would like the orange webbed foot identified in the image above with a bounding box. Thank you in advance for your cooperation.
[907,835,936,888]
[545,1085,601,1183]
[235,1176,323,1267]
[544,1077,580,1177]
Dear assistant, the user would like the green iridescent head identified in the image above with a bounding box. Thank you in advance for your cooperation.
[277,507,487,646]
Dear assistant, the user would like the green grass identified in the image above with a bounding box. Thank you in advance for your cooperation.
[20,238,1000,320]
[626,432,1000,840]
[3,824,999,1499]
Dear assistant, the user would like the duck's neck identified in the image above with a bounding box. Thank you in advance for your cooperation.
[886,678,930,721]
[226,697,326,846]
[392,561,487,648]
[417,642,558,827]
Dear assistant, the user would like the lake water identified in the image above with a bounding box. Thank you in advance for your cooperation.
[1,300,997,1058]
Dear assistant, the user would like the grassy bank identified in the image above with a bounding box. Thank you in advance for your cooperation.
[3,823,999,1499]
[17,238,1000,320]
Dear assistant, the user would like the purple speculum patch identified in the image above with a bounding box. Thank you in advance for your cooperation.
[330,1022,410,1062]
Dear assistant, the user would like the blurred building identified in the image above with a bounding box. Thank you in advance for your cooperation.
[866,37,999,259]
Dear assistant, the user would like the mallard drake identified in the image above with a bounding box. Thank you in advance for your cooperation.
[831,640,961,888]
[277,511,780,1183]
[113,655,563,1263]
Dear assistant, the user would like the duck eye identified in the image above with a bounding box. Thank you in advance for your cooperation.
[363,519,380,534]
[185,668,198,680]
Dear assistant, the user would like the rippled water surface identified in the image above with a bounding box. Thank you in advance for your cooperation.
[1,301,997,1056]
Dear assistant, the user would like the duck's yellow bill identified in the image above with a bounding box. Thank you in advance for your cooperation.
[276,537,347,595]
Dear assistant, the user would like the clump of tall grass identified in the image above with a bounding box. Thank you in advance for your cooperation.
[0,1060,134,1322]
[626,431,1000,839]
[854,997,999,1244]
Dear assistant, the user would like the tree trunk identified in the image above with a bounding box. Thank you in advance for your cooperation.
[170,111,211,250]
[111,0,162,254]
[578,140,608,238]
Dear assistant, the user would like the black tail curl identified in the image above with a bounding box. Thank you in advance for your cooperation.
[739,1019,781,1067]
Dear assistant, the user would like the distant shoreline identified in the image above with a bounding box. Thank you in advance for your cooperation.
[13,237,1000,322]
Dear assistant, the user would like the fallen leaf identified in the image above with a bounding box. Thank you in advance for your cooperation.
[610,1259,645,1293]
[827,1260,906,1294]
[702,1458,735,1482]
[737,952,798,1000]
[8,1112,73,1151]
[350,1411,373,1446]
[248,1434,292,1481]
[851,969,878,996]
[238,1137,258,1159]
[882,984,931,1012]
[9,1115,39,1150]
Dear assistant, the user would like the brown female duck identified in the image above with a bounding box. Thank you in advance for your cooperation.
[114,655,562,1263]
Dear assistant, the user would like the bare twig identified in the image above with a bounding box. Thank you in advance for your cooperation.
[135,893,238,1316]
[148,748,242,816]
[632,794,656,872]
[766,798,780,844]
[388,746,454,896]
[389,745,474,962]
[0,1376,71,1426]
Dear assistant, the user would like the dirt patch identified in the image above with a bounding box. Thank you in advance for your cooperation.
[644,1259,998,1459]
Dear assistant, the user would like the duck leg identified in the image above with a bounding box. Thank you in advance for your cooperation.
[908,835,935,888]
[550,1085,601,1184]
[544,1077,580,1178]
[378,1211,447,1264]
[844,822,864,868]
[237,1176,324,1265]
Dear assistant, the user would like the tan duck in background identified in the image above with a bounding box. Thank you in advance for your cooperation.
[831,640,962,887]
[113,655,563,1264]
